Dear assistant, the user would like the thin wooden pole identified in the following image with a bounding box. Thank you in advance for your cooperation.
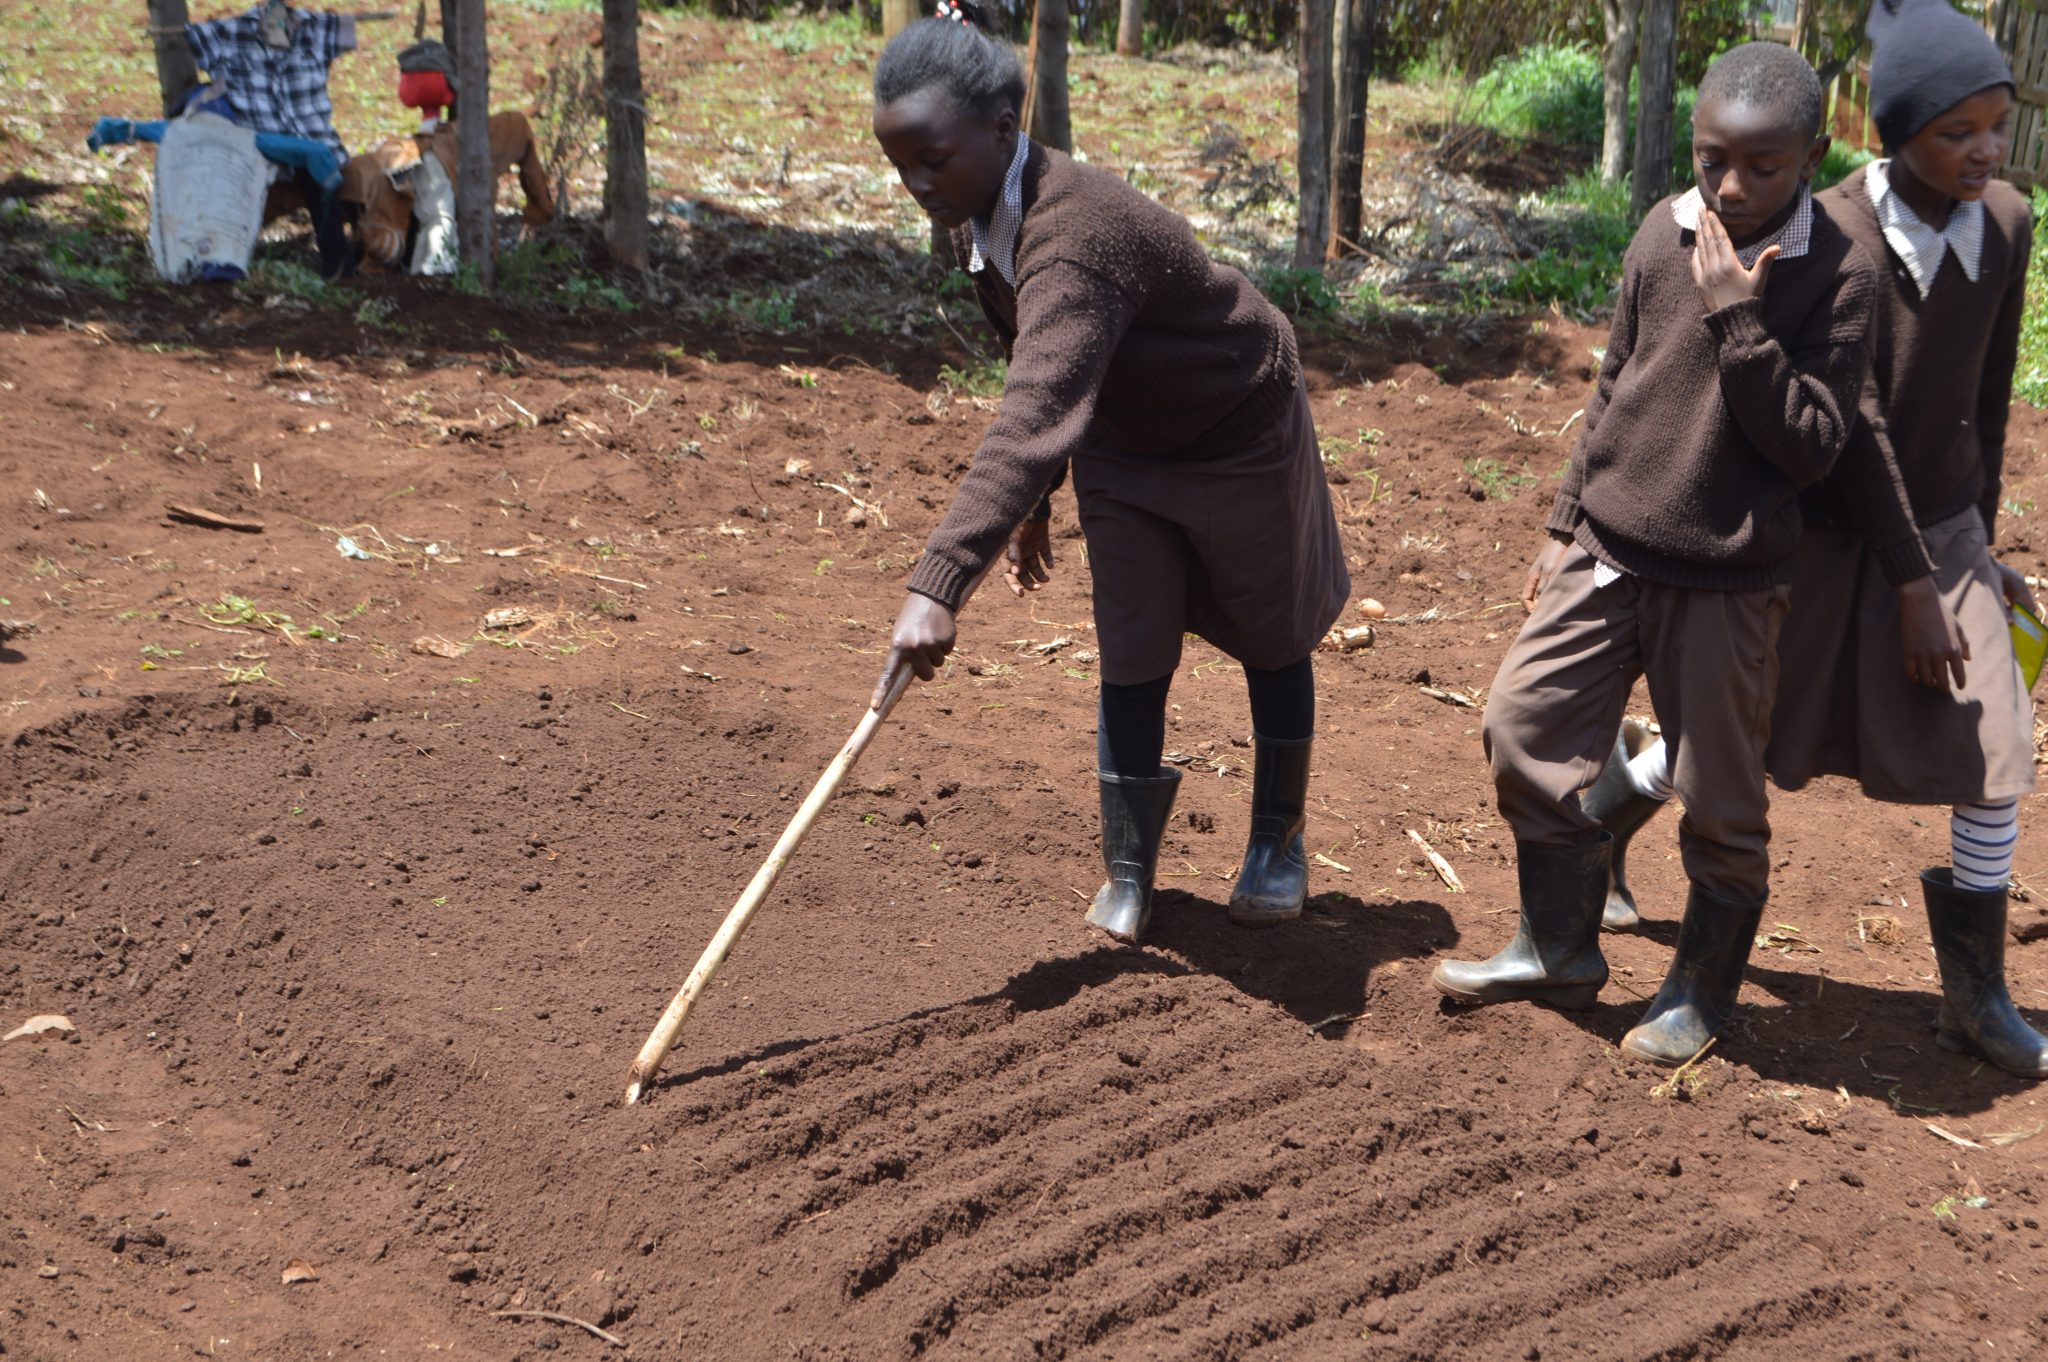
[624,666,914,1104]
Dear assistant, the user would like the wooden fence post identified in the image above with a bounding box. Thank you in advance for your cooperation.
[1294,0,1334,269]
[602,0,649,271]
[1631,0,1676,217]
[454,0,493,288]
[148,0,200,116]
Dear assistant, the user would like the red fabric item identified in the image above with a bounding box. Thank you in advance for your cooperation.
[398,69,454,119]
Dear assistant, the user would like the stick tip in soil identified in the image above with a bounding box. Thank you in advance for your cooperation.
[624,1080,643,1106]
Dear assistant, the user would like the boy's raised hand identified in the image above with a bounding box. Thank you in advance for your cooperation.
[1691,209,1779,314]
[1897,576,1969,690]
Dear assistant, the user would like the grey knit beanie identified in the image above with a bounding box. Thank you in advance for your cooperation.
[1867,0,2013,150]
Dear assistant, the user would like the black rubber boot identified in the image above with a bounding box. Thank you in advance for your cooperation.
[1432,837,1612,1008]
[1923,869,2048,1079]
[1085,770,1182,943]
[1622,883,1764,1066]
[1581,719,1668,934]
[1228,734,1314,926]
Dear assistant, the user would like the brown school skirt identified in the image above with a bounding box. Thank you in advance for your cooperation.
[1766,506,2036,805]
[1071,378,1350,685]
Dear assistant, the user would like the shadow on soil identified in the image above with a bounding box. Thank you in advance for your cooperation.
[1541,914,2040,1118]
[1147,889,1459,1028]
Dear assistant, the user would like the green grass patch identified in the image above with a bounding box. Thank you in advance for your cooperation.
[2014,187,2048,408]
[939,358,1007,398]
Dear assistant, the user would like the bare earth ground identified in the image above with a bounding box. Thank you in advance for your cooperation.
[4,10,2048,1362]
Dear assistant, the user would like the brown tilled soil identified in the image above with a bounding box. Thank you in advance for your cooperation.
[4,284,2048,1362]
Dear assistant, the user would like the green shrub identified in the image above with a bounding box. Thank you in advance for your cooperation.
[1502,170,1635,315]
[1812,141,1874,194]
[1470,43,1604,145]
[1258,265,1345,319]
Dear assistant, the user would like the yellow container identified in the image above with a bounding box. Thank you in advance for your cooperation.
[2011,603,2047,692]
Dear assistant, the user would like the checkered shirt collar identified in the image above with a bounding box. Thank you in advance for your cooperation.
[1671,183,1813,267]
[969,132,1031,287]
[1866,159,1984,299]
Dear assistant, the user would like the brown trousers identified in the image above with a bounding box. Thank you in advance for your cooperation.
[1483,543,1790,903]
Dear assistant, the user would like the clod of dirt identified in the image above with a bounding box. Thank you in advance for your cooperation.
[4,1013,76,1042]
[1358,597,1387,619]
[281,1258,320,1285]
[483,607,534,630]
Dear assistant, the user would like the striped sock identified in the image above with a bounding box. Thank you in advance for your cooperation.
[1626,737,1676,802]
[1951,799,2020,892]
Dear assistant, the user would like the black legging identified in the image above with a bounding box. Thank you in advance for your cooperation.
[1096,656,1315,777]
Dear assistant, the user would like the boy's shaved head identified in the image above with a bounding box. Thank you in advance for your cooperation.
[1698,42,1824,140]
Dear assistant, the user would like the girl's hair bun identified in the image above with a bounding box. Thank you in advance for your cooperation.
[935,1,993,31]
[875,0,1025,118]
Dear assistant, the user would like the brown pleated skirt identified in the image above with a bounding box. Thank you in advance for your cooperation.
[1766,506,2037,805]
[1071,378,1350,685]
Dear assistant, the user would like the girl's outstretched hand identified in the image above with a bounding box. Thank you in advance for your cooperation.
[1524,536,1568,612]
[1691,209,1778,314]
[1005,516,1055,596]
[1897,576,1969,690]
[874,592,957,709]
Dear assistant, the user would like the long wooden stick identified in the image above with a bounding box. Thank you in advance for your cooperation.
[623,664,915,1104]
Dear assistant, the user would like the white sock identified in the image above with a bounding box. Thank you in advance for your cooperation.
[1627,737,1675,802]
[1952,799,2019,892]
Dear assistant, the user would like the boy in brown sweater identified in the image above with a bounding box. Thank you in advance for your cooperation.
[866,4,1349,943]
[1581,0,2045,1077]
[1431,43,1878,1065]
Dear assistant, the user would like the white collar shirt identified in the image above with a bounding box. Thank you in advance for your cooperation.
[1866,158,1984,299]
[969,132,1032,287]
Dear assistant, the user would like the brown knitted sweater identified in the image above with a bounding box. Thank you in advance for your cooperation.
[1547,195,1878,590]
[904,144,1299,611]
[1805,170,2032,580]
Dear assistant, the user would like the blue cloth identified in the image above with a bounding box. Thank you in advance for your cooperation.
[185,6,354,160]
[88,115,341,191]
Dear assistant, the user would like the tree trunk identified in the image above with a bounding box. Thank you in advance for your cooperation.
[454,0,494,288]
[1330,0,1373,255]
[881,0,919,39]
[602,0,649,271]
[1598,0,1640,186]
[1294,0,1334,268]
[148,0,199,116]
[1117,0,1143,57]
[1026,2,1071,153]
[441,0,461,118]
[1630,0,1676,217]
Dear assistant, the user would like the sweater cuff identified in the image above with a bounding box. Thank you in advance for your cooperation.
[1873,535,1936,587]
[905,555,973,612]
[1545,492,1582,540]
[1702,297,1768,349]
